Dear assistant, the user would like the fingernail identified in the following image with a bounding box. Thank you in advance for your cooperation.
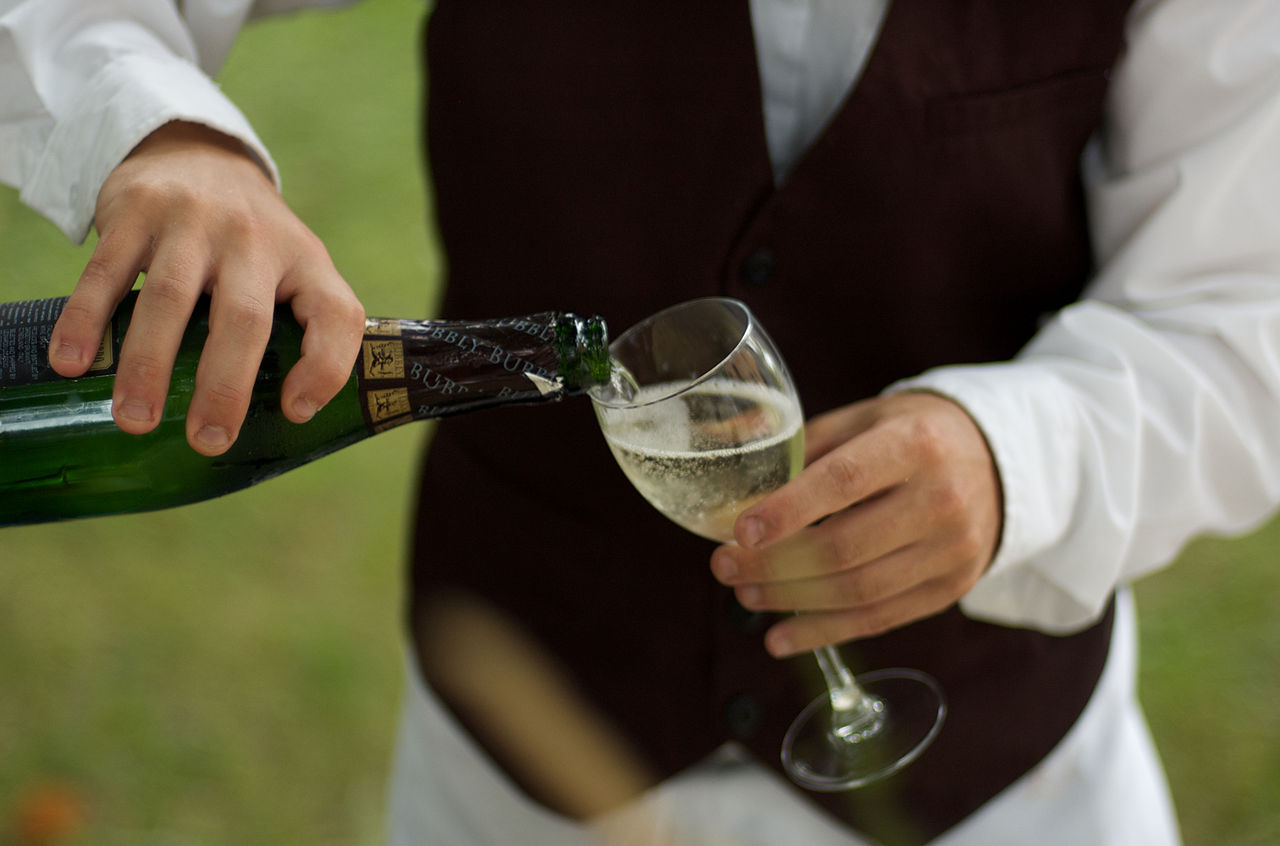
[196,424,230,450]
[292,395,319,421]
[766,628,795,658]
[118,399,154,423]
[740,516,766,548]
[52,341,82,365]
[711,550,738,583]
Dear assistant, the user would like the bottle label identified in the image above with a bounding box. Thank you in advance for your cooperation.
[354,313,568,432]
[0,297,118,387]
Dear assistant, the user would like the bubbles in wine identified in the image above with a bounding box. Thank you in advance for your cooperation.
[600,379,803,542]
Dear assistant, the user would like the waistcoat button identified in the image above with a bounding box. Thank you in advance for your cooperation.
[725,693,763,738]
[740,249,776,286]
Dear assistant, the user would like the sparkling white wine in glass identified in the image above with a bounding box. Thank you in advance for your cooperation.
[602,379,803,542]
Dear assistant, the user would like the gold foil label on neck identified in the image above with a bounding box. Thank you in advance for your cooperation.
[88,324,114,373]
[373,413,413,433]
[363,339,405,380]
[367,387,411,424]
[365,318,403,337]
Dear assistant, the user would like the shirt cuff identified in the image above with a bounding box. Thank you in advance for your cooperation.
[888,363,1111,633]
[21,51,278,244]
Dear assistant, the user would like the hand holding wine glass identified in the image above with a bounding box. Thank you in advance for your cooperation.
[710,391,1004,656]
[591,298,950,791]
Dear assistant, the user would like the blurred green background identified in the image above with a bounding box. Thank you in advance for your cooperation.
[0,1,1277,844]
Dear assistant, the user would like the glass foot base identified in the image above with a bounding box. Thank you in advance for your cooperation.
[781,668,946,792]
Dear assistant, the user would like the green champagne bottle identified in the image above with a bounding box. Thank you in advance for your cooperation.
[0,291,610,526]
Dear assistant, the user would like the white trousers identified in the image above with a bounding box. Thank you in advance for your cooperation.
[386,589,1179,845]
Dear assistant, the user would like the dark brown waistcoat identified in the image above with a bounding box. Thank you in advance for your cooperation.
[411,2,1131,842]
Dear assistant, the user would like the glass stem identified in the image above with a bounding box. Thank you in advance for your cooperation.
[812,645,885,744]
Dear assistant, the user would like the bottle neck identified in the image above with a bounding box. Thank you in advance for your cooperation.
[354,310,610,432]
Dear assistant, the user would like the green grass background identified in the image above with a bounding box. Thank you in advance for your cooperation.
[1,2,1277,843]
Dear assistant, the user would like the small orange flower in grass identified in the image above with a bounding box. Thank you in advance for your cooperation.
[10,781,87,845]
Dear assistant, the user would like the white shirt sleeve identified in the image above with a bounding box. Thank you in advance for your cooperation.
[0,0,275,243]
[895,0,1280,633]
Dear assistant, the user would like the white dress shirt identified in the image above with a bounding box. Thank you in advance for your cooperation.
[5,0,1279,842]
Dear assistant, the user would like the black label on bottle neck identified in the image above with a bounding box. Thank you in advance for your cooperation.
[0,297,120,387]
[354,312,569,432]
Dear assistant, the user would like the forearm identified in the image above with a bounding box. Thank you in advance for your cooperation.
[897,0,1280,631]
[0,0,274,241]
[0,0,366,456]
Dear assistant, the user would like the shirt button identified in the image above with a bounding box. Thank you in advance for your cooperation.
[725,693,763,738]
[740,249,776,287]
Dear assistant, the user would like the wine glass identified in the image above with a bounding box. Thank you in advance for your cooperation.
[590,297,945,791]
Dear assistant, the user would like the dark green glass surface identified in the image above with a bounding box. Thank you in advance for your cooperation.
[0,296,609,526]
[0,297,367,526]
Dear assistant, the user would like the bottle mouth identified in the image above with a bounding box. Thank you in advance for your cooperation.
[590,297,754,409]
[554,313,611,388]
